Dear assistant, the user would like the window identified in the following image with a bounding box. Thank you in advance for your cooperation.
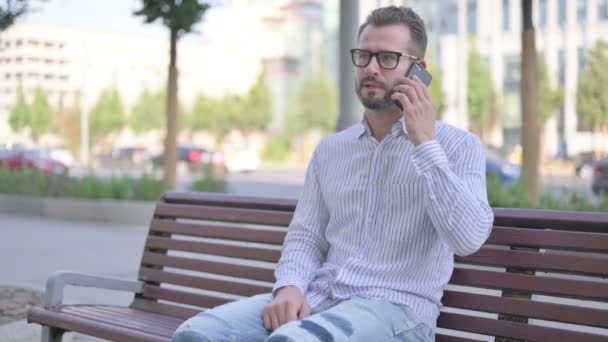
[578,48,587,72]
[599,0,608,20]
[539,0,548,28]
[558,0,567,26]
[5,73,11,79]
[15,40,22,47]
[577,0,587,23]
[503,0,510,32]
[442,0,458,34]
[44,74,54,80]
[467,0,477,34]
[503,55,521,92]
[558,49,565,85]
[59,75,69,81]
[15,57,22,63]
[15,73,22,79]
[28,39,40,46]
[44,41,54,48]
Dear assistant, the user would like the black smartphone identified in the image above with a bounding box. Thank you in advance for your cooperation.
[393,63,432,110]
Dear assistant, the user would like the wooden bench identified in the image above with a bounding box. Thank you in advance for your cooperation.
[27,191,608,342]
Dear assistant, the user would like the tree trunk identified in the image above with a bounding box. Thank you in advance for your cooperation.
[520,0,540,206]
[163,29,179,191]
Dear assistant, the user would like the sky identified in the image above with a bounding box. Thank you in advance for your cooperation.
[20,0,226,41]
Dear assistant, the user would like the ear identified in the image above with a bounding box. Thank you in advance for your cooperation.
[419,59,427,69]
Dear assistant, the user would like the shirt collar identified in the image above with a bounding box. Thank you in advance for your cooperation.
[356,116,407,140]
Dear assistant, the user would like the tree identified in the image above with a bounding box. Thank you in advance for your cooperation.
[577,41,608,159]
[88,87,125,146]
[538,55,564,160]
[190,94,233,140]
[54,96,81,155]
[521,0,541,206]
[285,70,338,136]
[0,0,34,31]
[467,45,496,142]
[134,0,211,191]
[427,62,444,120]
[8,83,29,134]
[28,87,53,141]
[130,87,166,133]
[243,70,272,131]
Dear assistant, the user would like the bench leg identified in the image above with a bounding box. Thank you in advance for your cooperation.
[41,326,65,342]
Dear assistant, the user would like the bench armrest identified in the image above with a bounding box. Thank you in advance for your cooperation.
[44,270,144,308]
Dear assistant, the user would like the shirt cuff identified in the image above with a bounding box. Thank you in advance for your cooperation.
[272,277,307,296]
[411,140,449,174]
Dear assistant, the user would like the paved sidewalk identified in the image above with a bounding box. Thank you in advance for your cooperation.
[0,214,149,341]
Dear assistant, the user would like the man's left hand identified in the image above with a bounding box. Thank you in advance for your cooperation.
[391,75,436,146]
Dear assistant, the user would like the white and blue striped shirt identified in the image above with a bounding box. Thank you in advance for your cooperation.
[273,118,494,331]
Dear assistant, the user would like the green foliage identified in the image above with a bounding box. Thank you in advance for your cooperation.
[189,69,272,139]
[29,87,54,141]
[262,135,291,161]
[0,167,164,201]
[242,70,272,131]
[134,0,210,36]
[467,45,496,137]
[284,70,338,136]
[54,99,81,156]
[486,173,608,212]
[89,87,126,143]
[191,168,227,193]
[576,41,608,132]
[0,0,31,30]
[538,56,564,127]
[130,88,166,133]
[9,84,29,133]
[426,63,444,120]
[8,85,53,141]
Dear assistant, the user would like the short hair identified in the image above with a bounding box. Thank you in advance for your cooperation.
[358,6,428,58]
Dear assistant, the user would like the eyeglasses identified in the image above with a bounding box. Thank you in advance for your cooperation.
[350,49,420,70]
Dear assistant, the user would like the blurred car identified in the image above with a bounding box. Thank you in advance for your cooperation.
[225,147,261,174]
[0,148,69,175]
[591,157,608,195]
[48,147,74,168]
[485,146,521,186]
[574,151,596,180]
[97,147,149,169]
[149,145,225,174]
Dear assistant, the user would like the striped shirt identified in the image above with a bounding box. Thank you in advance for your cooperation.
[273,118,494,331]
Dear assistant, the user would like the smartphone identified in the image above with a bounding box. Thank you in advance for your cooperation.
[393,63,432,110]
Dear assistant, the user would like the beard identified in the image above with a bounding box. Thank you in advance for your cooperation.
[355,76,397,110]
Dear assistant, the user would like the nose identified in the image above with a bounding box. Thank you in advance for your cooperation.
[363,55,381,76]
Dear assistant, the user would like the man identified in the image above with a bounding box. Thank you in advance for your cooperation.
[172,6,493,342]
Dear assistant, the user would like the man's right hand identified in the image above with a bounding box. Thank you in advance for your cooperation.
[263,285,311,331]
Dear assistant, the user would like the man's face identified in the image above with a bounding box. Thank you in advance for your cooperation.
[354,24,415,111]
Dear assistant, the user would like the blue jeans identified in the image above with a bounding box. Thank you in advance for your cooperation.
[171,294,433,342]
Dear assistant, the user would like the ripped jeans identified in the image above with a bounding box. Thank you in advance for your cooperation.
[171,294,433,342]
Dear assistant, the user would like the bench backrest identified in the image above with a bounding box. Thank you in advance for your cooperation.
[131,192,608,342]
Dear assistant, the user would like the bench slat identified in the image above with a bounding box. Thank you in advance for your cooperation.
[154,203,293,226]
[86,306,181,329]
[28,306,169,342]
[131,299,199,320]
[141,252,276,282]
[139,267,272,297]
[437,312,608,342]
[487,226,608,252]
[450,268,608,301]
[142,285,234,309]
[149,219,286,244]
[456,247,608,276]
[145,236,281,262]
[163,191,298,211]
[442,290,608,328]
[435,334,485,342]
[60,306,176,337]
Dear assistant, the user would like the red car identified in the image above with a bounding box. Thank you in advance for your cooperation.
[0,149,69,176]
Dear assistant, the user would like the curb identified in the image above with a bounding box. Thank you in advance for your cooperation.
[0,195,155,226]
